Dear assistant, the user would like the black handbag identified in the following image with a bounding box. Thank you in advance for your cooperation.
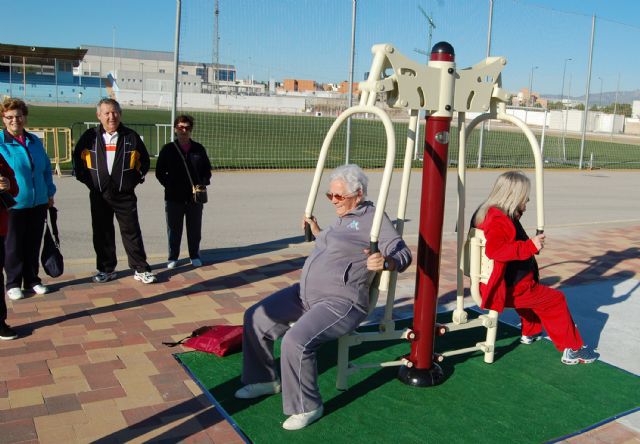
[174,142,208,204]
[41,207,64,278]
[192,185,208,204]
[0,191,16,209]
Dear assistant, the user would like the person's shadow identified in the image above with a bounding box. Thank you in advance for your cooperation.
[564,270,637,353]
[543,247,639,352]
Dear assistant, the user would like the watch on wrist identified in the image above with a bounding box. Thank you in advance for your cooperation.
[383,259,390,271]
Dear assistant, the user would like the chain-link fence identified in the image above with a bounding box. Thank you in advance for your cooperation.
[3,1,640,169]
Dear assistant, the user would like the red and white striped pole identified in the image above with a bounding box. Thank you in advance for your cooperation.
[399,41,455,387]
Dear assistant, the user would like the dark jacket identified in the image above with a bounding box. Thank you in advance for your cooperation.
[155,140,212,202]
[73,124,150,193]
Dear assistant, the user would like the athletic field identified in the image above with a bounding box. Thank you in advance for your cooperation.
[27,105,640,170]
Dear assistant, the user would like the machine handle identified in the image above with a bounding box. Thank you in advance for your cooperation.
[535,229,544,254]
[304,221,314,242]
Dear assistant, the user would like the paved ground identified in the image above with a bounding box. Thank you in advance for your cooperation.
[0,170,638,443]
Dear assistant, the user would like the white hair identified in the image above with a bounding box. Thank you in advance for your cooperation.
[329,164,368,199]
[96,98,122,114]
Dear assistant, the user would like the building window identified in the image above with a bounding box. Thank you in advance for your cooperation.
[181,71,188,75]
[159,69,165,74]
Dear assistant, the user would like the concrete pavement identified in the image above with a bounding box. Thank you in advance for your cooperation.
[55,169,640,267]
[0,169,638,443]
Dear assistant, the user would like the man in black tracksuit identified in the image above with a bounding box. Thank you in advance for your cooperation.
[72,98,156,284]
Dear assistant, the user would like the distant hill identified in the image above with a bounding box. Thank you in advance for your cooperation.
[542,89,640,106]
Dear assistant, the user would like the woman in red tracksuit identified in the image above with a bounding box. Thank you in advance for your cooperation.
[473,171,597,365]
[0,154,18,340]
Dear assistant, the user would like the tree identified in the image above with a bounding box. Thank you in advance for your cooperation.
[546,101,564,110]
[601,102,632,117]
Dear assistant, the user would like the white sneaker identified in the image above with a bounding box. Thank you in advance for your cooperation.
[282,406,324,430]
[167,260,178,269]
[7,288,24,301]
[520,334,542,345]
[234,381,281,399]
[134,271,157,284]
[31,284,49,295]
[191,258,202,267]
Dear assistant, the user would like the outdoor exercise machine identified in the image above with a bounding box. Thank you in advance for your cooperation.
[303,41,544,390]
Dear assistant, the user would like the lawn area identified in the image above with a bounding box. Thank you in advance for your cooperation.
[26,105,640,170]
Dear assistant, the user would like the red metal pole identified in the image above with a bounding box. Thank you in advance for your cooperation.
[399,41,455,387]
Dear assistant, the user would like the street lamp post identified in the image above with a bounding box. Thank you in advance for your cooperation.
[598,76,603,109]
[610,72,620,139]
[560,58,572,160]
[559,58,572,106]
[528,65,539,107]
[140,62,144,107]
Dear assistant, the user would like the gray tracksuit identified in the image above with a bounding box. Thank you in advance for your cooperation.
[241,201,412,415]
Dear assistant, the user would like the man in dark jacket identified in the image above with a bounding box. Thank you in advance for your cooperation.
[72,98,157,284]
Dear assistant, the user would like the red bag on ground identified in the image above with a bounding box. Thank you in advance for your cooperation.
[163,325,243,357]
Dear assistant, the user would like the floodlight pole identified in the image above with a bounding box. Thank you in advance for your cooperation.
[477,0,494,168]
[171,0,182,141]
[579,14,596,169]
[345,0,357,165]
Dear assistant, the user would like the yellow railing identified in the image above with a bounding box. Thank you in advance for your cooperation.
[27,127,72,176]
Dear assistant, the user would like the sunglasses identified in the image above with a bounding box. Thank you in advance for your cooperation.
[325,190,358,201]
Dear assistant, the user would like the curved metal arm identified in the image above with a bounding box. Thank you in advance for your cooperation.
[304,105,397,244]
[464,112,545,232]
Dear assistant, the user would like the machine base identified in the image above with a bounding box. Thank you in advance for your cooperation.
[397,363,445,387]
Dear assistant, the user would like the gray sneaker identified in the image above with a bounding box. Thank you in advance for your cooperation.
[561,346,599,365]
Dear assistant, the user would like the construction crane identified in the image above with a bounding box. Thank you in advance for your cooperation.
[414,5,436,61]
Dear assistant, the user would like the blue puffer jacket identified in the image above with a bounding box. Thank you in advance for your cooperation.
[0,129,56,209]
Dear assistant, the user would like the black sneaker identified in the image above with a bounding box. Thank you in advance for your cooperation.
[93,271,117,283]
[0,323,18,340]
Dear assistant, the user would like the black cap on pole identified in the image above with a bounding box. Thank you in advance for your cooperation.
[431,41,455,56]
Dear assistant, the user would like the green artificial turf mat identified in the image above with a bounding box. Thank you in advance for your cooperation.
[177,313,639,443]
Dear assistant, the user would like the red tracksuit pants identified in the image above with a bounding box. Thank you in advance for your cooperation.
[506,276,583,352]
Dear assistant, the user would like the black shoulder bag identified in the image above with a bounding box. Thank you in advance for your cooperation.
[174,142,207,204]
[41,206,64,277]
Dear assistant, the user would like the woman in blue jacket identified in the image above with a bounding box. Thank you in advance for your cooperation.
[0,98,56,301]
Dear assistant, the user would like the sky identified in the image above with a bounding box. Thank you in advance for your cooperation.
[7,0,640,99]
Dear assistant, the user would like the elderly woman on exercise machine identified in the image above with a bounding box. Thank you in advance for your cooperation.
[472,170,597,365]
[235,164,412,430]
